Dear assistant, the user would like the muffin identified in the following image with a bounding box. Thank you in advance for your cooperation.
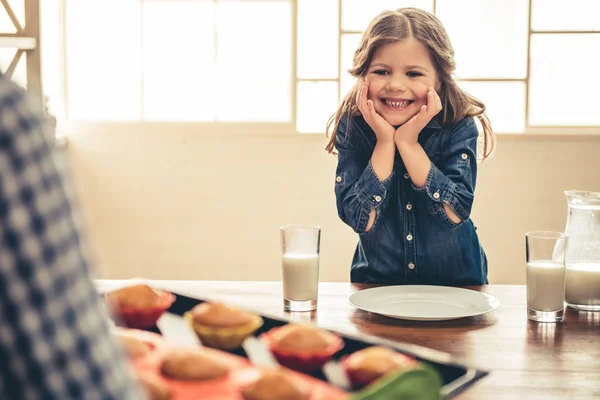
[343,346,418,388]
[160,348,229,381]
[105,284,175,328]
[114,332,152,359]
[241,369,309,400]
[136,371,172,400]
[184,302,263,350]
[261,324,344,373]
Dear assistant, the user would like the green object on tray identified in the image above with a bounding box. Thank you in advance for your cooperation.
[350,364,444,400]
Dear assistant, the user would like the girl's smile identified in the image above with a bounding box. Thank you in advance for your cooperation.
[380,97,415,111]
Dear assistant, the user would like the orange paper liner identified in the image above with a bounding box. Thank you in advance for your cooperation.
[123,329,349,400]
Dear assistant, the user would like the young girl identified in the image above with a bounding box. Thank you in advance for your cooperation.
[326,8,495,286]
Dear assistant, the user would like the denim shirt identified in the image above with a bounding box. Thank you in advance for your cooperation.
[334,114,488,286]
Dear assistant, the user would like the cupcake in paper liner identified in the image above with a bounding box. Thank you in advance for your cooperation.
[241,367,311,400]
[341,346,419,389]
[160,348,230,381]
[260,324,344,373]
[105,284,175,329]
[184,302,264,350]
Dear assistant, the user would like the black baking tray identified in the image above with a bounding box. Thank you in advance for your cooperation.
[114,290,489,399]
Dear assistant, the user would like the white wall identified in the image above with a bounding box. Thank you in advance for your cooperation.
[63,124,600,284]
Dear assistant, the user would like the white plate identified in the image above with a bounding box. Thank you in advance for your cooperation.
[348,285,500,321]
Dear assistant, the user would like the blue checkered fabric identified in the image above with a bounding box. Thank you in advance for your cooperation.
[0,74,146,399]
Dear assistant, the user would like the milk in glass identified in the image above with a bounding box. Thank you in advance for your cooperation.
[282,253,320,301]
[526,261,566,311]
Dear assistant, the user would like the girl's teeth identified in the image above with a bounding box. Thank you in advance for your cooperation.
[385,100,409,108]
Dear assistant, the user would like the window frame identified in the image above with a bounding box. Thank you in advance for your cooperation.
[47,0,600,136]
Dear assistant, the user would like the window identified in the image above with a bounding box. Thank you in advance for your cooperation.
[38,0,600,134]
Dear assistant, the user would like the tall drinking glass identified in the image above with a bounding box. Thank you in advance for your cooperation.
[280,225,320,312]
[525,231,568,322]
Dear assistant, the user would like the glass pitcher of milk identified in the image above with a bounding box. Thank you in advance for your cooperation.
[564,191,600,311]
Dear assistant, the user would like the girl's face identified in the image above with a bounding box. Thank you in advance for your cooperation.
[365,37,439,127]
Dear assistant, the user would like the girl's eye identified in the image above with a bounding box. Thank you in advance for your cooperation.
[372,69,389,76]
[407,71,423,77]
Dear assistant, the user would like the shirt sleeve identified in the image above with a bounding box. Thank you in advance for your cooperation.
[333,115,395,233]
[0,76,146,399]
[412,117,480,232]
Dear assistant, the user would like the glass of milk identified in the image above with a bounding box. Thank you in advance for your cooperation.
[280,224,321,312]
[526,231,569,322]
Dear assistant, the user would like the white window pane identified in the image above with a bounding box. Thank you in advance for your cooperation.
[143,1,215,121]
[0,49,26,87]
[342,0,433,32]
[10,0,24,25]
[340,34,361,101]
[532,0,600,31]
[41,0,64,118]
[437,0,528,79]
[297,0,338,79]
[529,35,600,126]
[0,0,23,32]
[0,9,16,33]
[216,1,291,122]
[297,81,338,133]
[66,1,141,120]
[458,81,525,133]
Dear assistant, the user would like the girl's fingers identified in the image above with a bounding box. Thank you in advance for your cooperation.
[433,88,442,111]
[356,83,363,110]
[362,79,369,108]
[427,90,435,116]
[357,79,369,116]
[429,87,443,114]
[367,99,377,116]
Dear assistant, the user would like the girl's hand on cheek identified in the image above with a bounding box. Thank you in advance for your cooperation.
[356,78,395,144]
[395,87,443,146]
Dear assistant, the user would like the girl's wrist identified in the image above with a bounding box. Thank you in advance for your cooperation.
[395,140,419,155]
[375,135,396,147]
[373,139,396,159]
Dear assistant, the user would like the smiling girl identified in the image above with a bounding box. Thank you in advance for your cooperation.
[327,8,495,286]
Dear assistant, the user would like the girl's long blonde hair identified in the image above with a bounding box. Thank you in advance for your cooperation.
[325,8,495,161]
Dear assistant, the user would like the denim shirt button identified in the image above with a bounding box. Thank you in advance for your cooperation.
[461,153,468,160]
[406,234,413,241]
[374,195,382,202]
[406,203,413,210]
[433,191,440,199]
[408,262,415,270]
[404,173,410,179]
[336,175,342,182]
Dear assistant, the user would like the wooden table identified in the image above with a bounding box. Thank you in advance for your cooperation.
[98,280,600,399]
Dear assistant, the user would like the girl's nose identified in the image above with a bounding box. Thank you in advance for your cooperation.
[386,74,407,92]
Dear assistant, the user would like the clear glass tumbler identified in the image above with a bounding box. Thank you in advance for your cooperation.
[280,224,320,312]
[525,231,568,322]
